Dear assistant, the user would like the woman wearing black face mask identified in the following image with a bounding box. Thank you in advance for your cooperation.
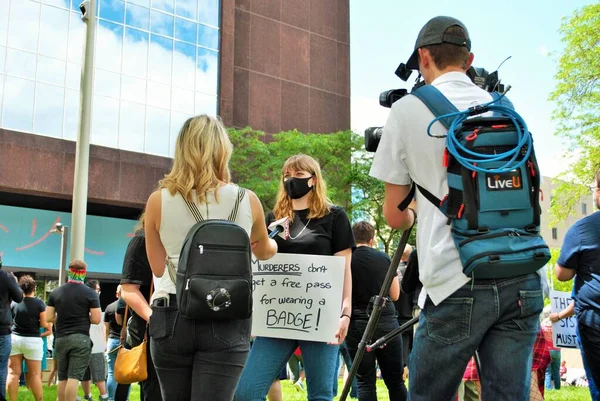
[235,154,355,401]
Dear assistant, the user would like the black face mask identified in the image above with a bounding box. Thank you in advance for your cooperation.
[284,177,313,200]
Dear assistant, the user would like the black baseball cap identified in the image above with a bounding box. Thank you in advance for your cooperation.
[405,16,471,70]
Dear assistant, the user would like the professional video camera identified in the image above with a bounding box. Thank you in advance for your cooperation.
[364,62,505,152]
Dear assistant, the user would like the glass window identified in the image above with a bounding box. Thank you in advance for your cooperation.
[196,47,218,95]
[43,0,70,8]
[63,88,80,140]
[152,0,174,14]
[0,1,9,46]
[551,228,557,240]
[39,5,69,59]
[99,0,125,24]
[150,10,174,37]
[125,3,150,31]
[171,87,194,114]
[94,68,121,98]
[175,0,197,19]
[148,35,172,84]
[66,62,81,89]
[2,76,35,132]
[197,24,219,50]
[8,0,40,53]
[96,20,123,72]
[175,18,196,44]
[123,28,149,78]
[170,110,190,156]
[129,0,150,7]
[144,106,170,156]
[92,94,119,148]
[172,41,195,88]
[146,81,170,109]
[195,92,217,116]
[582,203,587,215]
[6,48,36,80]
[0,46,5,73]
[37,56,67,86]
[198,0,220,27]
[121,75,146,103]
[68,11,85,63]
[119,101,145,152]
[34,82,65,138]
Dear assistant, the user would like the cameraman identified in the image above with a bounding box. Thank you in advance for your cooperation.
[370,16,543,401]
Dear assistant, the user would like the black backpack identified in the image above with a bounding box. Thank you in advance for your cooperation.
[167,187,252,320]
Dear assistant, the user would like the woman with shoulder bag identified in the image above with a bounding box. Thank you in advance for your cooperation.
[144,115,278,401]
[235,154,355,401]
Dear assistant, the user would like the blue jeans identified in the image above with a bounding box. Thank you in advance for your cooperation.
[409,273,543,401]
[106,338,121,400]
[0,334,11,401]
[544,350,561,390]
[332,342,358,398]
[235,337,339,401]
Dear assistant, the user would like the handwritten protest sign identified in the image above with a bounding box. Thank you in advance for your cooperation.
[251,253,344,343]
[550,290,578,349]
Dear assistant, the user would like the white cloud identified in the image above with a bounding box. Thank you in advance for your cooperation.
[350,95,390,135]
[537,44,550,57]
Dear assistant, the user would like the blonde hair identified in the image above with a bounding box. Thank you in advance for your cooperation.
[134,212,145,233]
[273,154,331,221]
[159,115,232,203]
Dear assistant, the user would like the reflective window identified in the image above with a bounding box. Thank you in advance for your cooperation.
[8,1,40,53]
[96,20,123,72]
[99,0,125,24]
[119,100,145,152]
[123,28,149,78]
[6,49,36,80]
[175,0,197,19]
[39,5,69,59]
[150,10,174,37]
[63,88,80,140]
[68,12,85,63]
[0,47,5,73]
[66,62,81,89]
[125,3,150,31]
[148,35,172,84]
[171,87,194,114]
[152,0,175,14]
[43,0,70,8]
[172,41,195,88]
[147,81,171,109]
[198,0,219,27]
[197,24,218,50]
[196,47,218,95]
[128,0,150,7]
[121,75,146,103]
[34,82,65,138]
[37,56,67,86]
[92,94,119,148]
[94,68,121,98]
[195,92,217,116]
[2,76,35,132]
[144,106,170,156]
[0,1,9,46]
[175,18,196,44]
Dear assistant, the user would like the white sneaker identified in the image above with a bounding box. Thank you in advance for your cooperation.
[294,380,306,392]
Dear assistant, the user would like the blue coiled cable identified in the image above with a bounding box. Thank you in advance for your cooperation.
[426,92,532,174]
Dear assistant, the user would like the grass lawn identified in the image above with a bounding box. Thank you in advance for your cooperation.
[16,380,592,400]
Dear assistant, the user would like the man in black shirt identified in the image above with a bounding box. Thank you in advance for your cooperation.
[104,285,123,401]
[0,257,23,401]
[47,260,101,401]
[345,221,407,401]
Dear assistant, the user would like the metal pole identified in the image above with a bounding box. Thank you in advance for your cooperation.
[57,227,69,284]
[70,0,96,261]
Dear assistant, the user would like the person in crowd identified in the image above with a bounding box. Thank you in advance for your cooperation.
[370,16,544,400]
[115,215,159,401]
[46,323,58,387]
[80,280,109,401]
[393,244,416,373]
[541,306,561,391]
[344,221,406,401]
[530,328,551,401]
[6,275,48,401]
[288,348,306,392]
[144,114,278,401]
[0,258,23,401]
[235,153,355,401]
[46,260,102,401]
[332,343,358,399]
[104,285,124,401]
[455,357,480,401]
[555,168,600,400]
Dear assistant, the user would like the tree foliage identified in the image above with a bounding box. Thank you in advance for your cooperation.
[549,4,600,222]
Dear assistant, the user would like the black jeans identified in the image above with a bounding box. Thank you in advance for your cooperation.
[345,316,407,401]
[149,304,250,401]
[579,322,600,390]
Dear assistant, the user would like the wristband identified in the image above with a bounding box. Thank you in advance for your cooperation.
[341,314,351,320]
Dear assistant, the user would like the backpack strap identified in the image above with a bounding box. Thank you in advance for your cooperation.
[411,85,460,130]
[183,196,205,223]
[227,187,246,222]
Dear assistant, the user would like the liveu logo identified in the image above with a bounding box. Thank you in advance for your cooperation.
[485,171,522,191]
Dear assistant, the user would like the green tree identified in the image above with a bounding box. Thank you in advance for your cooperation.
[549,4,600,222]
[547,247,573,294]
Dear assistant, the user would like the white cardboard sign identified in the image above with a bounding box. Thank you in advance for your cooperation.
[251,253,345,343]
[550,290,579,349]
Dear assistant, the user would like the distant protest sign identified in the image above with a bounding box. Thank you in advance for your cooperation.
[550,290,578,349]
[251,253,345,343]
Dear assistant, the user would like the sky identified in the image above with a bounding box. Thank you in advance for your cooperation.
[349,0,593,178]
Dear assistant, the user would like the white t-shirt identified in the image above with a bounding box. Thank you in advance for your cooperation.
[90,313,106,354]
[370,72,493,307]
